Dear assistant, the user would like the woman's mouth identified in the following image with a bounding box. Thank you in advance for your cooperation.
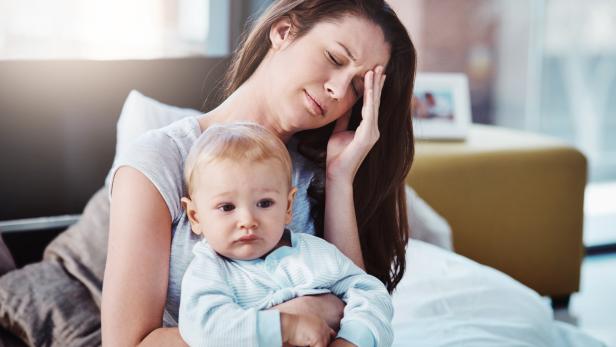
[303,90,325,117]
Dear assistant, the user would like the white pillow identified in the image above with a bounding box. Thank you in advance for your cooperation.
[106,90,453,250]
[114,90,201,156]
[405,186,453,250]
[105,90,201,187]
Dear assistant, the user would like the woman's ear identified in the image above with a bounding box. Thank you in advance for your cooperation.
[269,17,294,51]
[285,187,298,224]
[181,196,202,235]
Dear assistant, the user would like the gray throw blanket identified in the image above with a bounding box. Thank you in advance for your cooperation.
[0,188,109,347]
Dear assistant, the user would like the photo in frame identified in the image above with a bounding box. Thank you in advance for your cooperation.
[411,73,472,140]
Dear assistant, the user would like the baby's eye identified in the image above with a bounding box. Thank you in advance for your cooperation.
[256,199,274,208]
[218,203,235,212]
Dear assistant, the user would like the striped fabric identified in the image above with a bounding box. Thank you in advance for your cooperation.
[179,231,393,347]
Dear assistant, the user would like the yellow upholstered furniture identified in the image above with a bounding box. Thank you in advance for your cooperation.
[406,124,587,301]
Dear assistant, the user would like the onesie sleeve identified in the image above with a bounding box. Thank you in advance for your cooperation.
[329,246,394,347]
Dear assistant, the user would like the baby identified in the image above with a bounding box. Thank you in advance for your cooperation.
[178,122,393,347]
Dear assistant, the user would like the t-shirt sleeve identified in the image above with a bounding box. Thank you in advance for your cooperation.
[106,130,186,223]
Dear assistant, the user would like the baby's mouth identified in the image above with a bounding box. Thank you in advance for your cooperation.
[237,234,258,242]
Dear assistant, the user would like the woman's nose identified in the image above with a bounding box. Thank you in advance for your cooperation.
[325,71,353,101]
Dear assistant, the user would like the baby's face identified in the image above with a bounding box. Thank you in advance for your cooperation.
[188,158,294,260]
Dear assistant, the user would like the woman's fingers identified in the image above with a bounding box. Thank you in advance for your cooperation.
[375,69,386,114]
[374,66,385,108]
[358,66,384,145]
[332,66,384,163]
[362,66,385,121]
[362,70,374,119]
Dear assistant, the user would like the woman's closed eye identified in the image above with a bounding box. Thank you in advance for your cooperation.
[326,50,360,97]
[256,199,274,208]
[326,50,342,66]
[217,203,235,212]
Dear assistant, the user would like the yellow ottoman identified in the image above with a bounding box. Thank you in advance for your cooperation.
[406,124,586,303]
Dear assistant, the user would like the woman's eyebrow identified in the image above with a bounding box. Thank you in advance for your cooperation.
[336,41,357,62]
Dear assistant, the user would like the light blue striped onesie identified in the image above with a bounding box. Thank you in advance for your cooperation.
[178,230,393,347]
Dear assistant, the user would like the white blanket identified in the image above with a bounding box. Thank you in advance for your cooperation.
[392,240,606,347]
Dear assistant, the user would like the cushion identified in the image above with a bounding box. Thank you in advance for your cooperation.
[405,186,452,250]
[0,189,107,347]
[0,261,101,347]
[114,90,201,156]
[43,188,109,309]
[105,90,201,187]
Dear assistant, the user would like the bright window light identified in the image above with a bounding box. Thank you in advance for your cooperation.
[0,0,210,59]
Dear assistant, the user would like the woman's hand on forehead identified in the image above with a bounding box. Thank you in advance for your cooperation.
[325,65,386,182]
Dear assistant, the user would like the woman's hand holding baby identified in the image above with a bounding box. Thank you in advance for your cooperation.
[281,312,336,347]
[272,294,344,331]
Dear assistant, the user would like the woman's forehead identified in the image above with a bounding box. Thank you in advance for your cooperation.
[310,15,390,67]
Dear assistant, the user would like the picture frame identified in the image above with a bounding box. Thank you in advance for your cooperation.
[411,73,472,140]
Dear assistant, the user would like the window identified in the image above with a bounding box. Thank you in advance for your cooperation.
[0,0,231,59]
[390,0,616,246]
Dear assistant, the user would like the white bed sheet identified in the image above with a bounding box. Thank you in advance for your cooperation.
[391,240,606,347]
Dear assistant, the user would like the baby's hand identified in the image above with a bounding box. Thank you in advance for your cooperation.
[281,313,336,347]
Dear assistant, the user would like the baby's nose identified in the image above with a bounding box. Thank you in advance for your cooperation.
[238,209,258,230]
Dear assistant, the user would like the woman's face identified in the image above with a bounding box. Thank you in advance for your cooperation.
[265,14,391,133]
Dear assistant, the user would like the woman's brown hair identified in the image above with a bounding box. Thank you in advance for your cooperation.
[223,0,416,293]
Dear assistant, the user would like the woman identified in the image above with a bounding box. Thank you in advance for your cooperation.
[102,0,415,346]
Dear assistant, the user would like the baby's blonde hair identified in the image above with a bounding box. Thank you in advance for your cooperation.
[184,122,292,196]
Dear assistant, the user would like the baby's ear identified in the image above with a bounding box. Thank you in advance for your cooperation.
[285,187,297,224]
[181,196,202,235]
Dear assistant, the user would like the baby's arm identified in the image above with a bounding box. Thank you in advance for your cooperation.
[327,246,394,347]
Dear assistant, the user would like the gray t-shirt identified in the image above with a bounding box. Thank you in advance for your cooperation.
[108,116,320,326]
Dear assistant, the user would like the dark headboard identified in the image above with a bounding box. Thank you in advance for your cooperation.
[0,56,230,221]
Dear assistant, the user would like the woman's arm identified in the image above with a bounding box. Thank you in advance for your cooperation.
[138,328,186,347]
[324,177,363,268]
[102,166,186,347]
[324,67,386,269]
